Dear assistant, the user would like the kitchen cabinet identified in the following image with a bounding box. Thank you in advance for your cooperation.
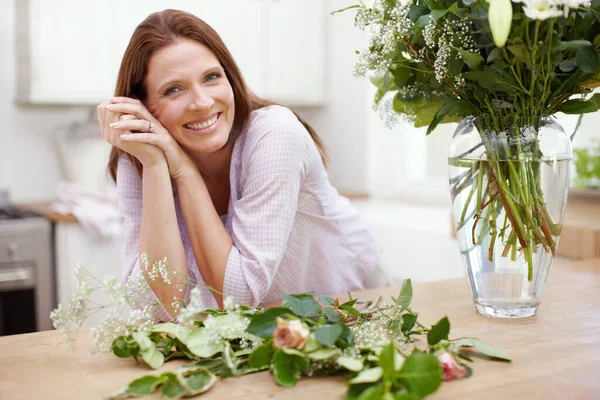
[16,0,327,106]
[55,222,125,327]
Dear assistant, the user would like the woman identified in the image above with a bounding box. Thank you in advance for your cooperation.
[98,9,385,320]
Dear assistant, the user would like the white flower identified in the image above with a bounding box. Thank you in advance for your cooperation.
[223,296,237,311]
[521,0,564,19]
[489,0,513,47]
[176,287,205,327]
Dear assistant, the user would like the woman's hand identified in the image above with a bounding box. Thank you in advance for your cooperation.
[97,97,196,179]
[97,98,165,168]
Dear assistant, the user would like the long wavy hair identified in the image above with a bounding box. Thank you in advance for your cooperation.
[107,9,328,182]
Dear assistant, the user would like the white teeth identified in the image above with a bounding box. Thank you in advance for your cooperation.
[185,114,218,130]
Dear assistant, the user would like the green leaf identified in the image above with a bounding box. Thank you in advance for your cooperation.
[393,96,450,128]
[177,366,217,395]
[427,316,450,345]
[401,313,417,333]
[337,323,355,348]
[415,14,432,28]
[349,367,384,384]
[323,305,341,322]
[447,2,466,17]
[395,279,413,311]
[306,348,341,360]
[507,44,532,67]
[246,307,292,337]
[463,69,521,95]
[456,48,484,70]
[487,48,504,64]
[557,40,600,73]
[282,294,321,317]
[379,343,396,384]
[397,351,442,397]
[112,375,166,398]
[281,348,307,357]
[426,98,474,135]
[151,322,191,341]
[185,328,224,358]
[272,350,309,387]
[337,356,364,372]
[160,373,186,399]
[303,333,320,353]
[369,73,398,93]
[490,61,511,70]
[111,337,133,359]
[431,9,449,20]
[408,5,429,22]
[248,342,275,369]
[131,332,164,369]
[340,303,361,317]
[318,295,336,305]
[450,338,512,361]
[556,94,600,114]
[314,323,344,346]
[356,385,384,400]
[393,393,422,400]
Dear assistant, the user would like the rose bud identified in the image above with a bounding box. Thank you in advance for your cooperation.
[437,352,468,381]
[272,317,310,350]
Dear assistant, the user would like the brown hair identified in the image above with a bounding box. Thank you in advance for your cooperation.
[107,9,328,182]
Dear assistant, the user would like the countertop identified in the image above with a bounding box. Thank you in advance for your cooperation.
[0,259,598,399]
[15,201,76,223]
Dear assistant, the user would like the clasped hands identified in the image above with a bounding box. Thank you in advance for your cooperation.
[97,97,195,180]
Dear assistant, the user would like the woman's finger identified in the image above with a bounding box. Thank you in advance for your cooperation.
[105,103,153,121]
[110,97,142,104]
[110,119,155,133]
[119,113,138,121]
[120,133,162,145]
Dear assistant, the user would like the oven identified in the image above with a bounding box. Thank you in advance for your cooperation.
[0,194,55,336]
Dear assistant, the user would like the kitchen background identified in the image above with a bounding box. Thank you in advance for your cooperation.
[1,0,599,332]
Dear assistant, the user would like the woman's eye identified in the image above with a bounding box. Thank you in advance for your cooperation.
[165,87,181,95]
[205,73,220,82]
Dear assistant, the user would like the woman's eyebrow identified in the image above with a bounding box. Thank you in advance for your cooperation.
[156,66,225,93]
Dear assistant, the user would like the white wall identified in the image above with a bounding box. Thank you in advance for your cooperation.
[292,1,371,195]
[0,0,372,202]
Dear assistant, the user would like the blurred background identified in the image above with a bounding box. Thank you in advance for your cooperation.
[1,0,598,332]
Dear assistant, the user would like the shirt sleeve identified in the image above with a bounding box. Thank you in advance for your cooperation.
[117,156,174,322]
[222,119,309,306]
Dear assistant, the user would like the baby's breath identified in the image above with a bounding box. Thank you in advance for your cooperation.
[50,252,196,354]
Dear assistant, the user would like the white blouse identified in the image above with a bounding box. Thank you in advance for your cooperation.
[118,105,381,319]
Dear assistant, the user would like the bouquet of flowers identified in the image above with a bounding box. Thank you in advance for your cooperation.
[51,256,510,399]
[340,0,600,278]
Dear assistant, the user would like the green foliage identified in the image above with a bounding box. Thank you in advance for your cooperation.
[110,285,510,399]
[346,0,600,135]
[282,293,322,317]
[272,350,310,387]
[573,141,600,188]
[246,307,292,337]
[427,317,450,345]
[397,351,443,397]
[450,338,513,361]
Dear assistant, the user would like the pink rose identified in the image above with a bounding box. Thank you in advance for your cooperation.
[437,352,468,381]
[273,317,309,350]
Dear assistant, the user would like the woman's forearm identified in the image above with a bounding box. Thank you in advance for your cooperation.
[174,169,233,308]
[139,161,188,318]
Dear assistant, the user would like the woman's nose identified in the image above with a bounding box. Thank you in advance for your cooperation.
[188,87,214,112]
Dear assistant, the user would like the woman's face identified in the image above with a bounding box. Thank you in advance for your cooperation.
[144,39,235,154]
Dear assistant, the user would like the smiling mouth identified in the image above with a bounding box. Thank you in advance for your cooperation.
[183,113,220,130]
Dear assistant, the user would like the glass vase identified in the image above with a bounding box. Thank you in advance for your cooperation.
[448,115,572,318]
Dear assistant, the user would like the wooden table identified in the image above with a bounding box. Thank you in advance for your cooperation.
[1,259,599,399]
